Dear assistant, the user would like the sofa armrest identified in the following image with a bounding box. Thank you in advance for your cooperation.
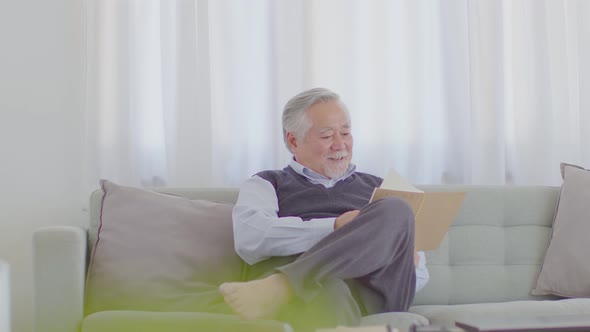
[0,260,10,332]
[34,226,87,332]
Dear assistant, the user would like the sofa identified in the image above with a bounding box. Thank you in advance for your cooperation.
[0,260,9,332]
[33,181,590,332]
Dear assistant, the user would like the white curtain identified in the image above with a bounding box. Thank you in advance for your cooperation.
[84,0,590,189]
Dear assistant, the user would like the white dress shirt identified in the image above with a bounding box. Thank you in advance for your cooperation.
[232,159,430,292]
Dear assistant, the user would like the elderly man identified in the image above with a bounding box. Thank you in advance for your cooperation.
[219,88,429,330]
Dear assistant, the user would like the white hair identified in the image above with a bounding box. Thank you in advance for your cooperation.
[282,87,350,153]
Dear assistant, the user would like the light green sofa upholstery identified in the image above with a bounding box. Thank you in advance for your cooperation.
[0,260,10,332]
[33,185,590,332]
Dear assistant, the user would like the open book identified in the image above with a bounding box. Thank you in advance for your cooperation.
[370,169,466,251]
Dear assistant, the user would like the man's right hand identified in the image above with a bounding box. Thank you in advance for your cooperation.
[334,210,360,230]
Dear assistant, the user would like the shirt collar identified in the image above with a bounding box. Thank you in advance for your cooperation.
[289,158,356,188]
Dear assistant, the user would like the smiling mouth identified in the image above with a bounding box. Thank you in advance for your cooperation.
[328,156,346,161]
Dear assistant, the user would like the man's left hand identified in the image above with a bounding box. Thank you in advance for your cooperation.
[334,210,360,230]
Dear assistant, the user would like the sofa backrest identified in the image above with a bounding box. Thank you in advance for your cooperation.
[413,185,560,305]
[88,185,561,305]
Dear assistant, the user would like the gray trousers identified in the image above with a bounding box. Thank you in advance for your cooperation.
[250,197,417,330]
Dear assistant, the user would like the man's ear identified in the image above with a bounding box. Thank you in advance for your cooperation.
[286,132,298,151]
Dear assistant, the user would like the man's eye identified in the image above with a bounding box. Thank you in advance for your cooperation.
[321,136,331,139]
[342,133,350,136]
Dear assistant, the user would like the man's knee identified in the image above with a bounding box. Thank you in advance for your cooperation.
[365,197,414,232]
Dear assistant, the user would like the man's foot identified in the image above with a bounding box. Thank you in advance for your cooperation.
[219,273,293,320]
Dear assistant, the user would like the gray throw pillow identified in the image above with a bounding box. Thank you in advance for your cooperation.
[532,163,590,297]
[85,180,243,315]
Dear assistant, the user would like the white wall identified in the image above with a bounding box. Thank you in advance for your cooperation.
[0,1,85,332]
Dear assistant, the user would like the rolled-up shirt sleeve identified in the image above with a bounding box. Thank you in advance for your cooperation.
[233,175,335,265]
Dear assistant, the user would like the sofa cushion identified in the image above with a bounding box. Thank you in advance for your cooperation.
[532,163,590,297]
[410,298,590,327]
[413,186,559,305]
[85,180,243,315]
[361,312,428,332]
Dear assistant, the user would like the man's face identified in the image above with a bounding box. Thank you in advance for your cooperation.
[288,100,353,179]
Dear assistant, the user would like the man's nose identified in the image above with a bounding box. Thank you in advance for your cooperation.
[331,134,346,149]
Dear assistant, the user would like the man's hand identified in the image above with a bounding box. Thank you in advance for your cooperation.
[334,210,360,230]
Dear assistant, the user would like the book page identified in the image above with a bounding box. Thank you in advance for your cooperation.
[370,188,424,216]
[380,169,424,193]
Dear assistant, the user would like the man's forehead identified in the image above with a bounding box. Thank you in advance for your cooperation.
[317,123,351,133]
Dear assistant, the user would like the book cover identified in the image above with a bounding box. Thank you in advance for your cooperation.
[370,169,466,251]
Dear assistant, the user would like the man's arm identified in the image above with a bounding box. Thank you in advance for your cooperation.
[232,176,335,265]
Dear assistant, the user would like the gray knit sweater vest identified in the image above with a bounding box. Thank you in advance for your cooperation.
[256,166,383,220]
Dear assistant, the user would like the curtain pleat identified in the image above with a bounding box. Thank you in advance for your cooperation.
[84,0,590,188]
